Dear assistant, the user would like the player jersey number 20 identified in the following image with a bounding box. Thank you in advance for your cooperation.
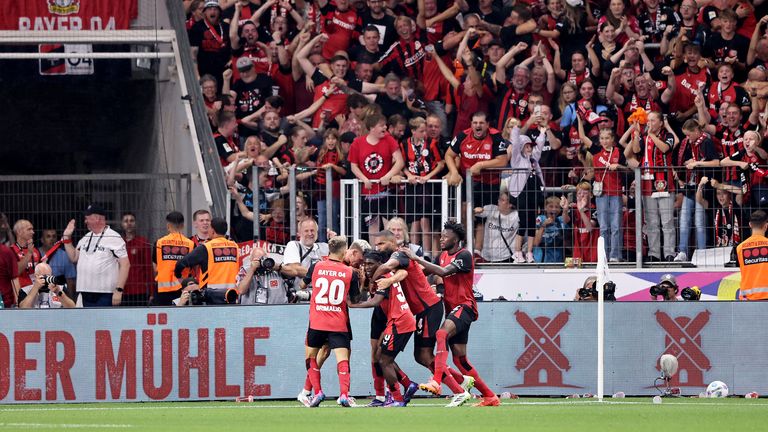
[314,277,345,305]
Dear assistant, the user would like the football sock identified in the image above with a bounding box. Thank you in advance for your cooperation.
[337,360,351,396]
[389,383,403,402]
[303,374,312,393]
[433,329,449,384]
[395,365,412,388]
[447,367,464,384]
[372,362,385,397]
[454,355,494,397]
[307,358,322,393]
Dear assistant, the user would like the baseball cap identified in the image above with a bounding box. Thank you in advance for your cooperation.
[659,274,678,287]
[204,1,221,10]
[236,56,253,71]
[84,203,107,217]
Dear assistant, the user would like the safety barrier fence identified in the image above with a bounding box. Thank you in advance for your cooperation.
[0,174,192,305]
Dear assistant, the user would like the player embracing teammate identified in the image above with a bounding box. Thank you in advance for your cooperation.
[401,221,500,407]
[373,230,476,407]
[351,250,416,407]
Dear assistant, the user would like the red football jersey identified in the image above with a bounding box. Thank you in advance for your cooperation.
[307,259,359,332]
[11,244,41,287]
[375,275,416,333]
[390,251,441,314]
[448,129,507,185]
[348,133,400,195]
[439,248,477,319]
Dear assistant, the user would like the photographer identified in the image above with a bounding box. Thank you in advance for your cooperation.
[18,263,75,309]
[575,276,617,302]
[175,277,206,306]
[649,274,702,301]
[281,219,328,299]
[649,274,679,301]
[237,246,290,305]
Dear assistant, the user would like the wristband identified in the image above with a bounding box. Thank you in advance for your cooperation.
[62,238,72,244]
[115,287,124,293]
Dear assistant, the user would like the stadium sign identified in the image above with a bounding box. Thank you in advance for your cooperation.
[0,303,766,403]
[1,0,138,31]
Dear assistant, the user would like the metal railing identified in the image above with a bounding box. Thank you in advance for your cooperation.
[0,173,193,305]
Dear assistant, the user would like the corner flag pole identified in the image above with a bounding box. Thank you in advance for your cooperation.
[596,236,607,402]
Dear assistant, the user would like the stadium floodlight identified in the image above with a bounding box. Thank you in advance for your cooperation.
[655,354,681,397]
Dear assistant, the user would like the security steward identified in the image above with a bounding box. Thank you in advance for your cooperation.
[153,211,195,306]
[737,210,768,301]
[174,217,240,304]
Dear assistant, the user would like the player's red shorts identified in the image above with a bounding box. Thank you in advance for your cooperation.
[446,304,476,345]
[414,301,444,348]
[380,324,413,357]
[306,328,352,350]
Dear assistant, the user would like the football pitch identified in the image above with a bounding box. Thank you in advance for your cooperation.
[1,397,767,431]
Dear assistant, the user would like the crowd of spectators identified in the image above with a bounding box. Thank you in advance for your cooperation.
[185,0,768,263]
[190,0,768,265]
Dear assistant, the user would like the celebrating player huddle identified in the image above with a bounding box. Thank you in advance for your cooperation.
[300,223,499,408]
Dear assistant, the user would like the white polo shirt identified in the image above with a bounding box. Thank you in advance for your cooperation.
[75,226,128,293]
[283,241,328,288]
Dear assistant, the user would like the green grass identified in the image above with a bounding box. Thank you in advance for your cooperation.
[1,397,767,431]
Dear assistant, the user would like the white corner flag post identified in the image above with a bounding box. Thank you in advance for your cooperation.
[596,236,608,402]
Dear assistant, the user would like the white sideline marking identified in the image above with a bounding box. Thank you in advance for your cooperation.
[0,423,132,428]
[0,399,765,412]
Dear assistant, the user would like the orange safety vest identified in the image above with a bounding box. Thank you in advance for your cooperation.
[155,232,195,293]
[736,234,768,300]
[201,237,239,291]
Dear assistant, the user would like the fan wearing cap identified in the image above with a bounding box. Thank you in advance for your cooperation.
[61,204,130,307]
[651,274,680,301]
[188,0,231,83]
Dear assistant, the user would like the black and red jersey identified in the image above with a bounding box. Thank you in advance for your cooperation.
[714,122,756,183]
[305,259,360,333]
[400,137,442,176]
[378,32,428,80]
[730,149,768,198]
[374,275,416,333]
[213,132,239,166]
[706,83,751,120]
[438,248,476,319]
[493,81,530,129]
[449,129,507,185]
[390,251,441,314]
[639,130,676,197]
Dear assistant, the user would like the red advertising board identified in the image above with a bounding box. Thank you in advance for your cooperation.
[0,0,138,31]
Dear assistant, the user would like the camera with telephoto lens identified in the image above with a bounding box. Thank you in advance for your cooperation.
[578,278,616,301]
[680,286,701,301]
[649,284,667,298]
[189,289,205,306]
[257,256,275,272]
[38,275,66,293]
